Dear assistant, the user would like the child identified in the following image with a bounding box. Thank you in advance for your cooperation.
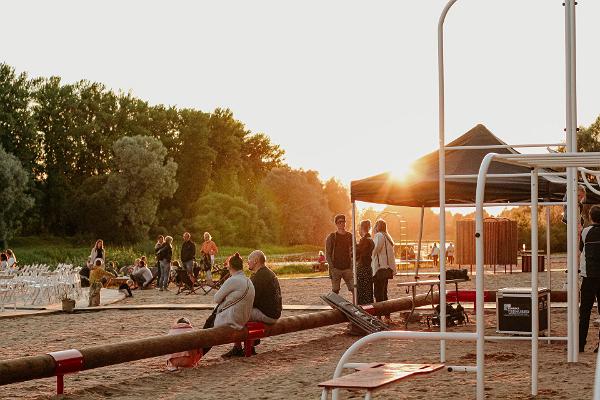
[88,259,114,307]
[166,317,202,371]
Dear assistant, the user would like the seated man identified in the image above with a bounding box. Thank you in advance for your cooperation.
[222,250,282,357]
[131,260,154,289]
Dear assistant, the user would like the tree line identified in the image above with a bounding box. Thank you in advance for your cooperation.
[0,63,350,247]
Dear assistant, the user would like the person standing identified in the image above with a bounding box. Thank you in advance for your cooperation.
[371,219,395,322]
[181,232,196,280]
[157,236,173,291]
[578,206,600,352]
[446,242,455,265]
[90,240,105,265]
[201,232,218,283]
[325,214,354,295]
[430,243,440,267]
[154,235,165,285]
[356,220,375,305]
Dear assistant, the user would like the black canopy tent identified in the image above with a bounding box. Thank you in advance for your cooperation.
[349,124,568,279]
[350,124,566,207]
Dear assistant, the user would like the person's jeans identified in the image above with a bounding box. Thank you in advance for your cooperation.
[183,260,194,273]
[579,277,600,351]
[159,260,171,289]
[250,307,278,325]
[330,267,353,294]
[373,270,390,318]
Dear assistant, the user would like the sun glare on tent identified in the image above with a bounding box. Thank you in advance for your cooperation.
[389,161,416,183]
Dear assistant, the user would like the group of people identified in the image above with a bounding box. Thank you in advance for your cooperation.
[79,232,221,305]
[325,214,396,322]
[0,249,17,273]
[428,242,455,267]
[166,249,282,369]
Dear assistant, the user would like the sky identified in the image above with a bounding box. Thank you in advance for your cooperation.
[2,0,599,192]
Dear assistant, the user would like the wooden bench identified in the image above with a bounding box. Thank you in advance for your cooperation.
[319,363,445,399]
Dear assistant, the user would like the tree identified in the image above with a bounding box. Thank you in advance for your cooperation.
[260,167,332,245]
[0,63,41,177]
[94,136,178,243]
[323,178,351,217]
[191,192,266,247]
[0,145,34,244]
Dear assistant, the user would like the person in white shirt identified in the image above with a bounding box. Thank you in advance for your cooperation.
[132,260,153,289]
[446,243,455,265]
[6,249,16,271]
[430,243,440,267]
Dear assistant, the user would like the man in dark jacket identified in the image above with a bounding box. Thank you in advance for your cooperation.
[579,205,600,352]
[325,214,354,294]
[180,232,196,275]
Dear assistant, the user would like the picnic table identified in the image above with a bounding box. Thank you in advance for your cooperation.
[397,278,468,328]
[107,276,130,288]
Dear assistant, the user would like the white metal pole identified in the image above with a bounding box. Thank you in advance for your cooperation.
[475,153,496,400]
[438,0,458,363]
[569,0,580,363]
[546,206,552,343]
[531,169,539,396]
[564,0,574,362]
[352,202,357,305]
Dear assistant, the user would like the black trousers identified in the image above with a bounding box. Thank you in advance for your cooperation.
[579,277,600,351]
[373,271,389,318]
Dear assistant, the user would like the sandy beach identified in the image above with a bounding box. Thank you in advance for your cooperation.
[1,266,597,399]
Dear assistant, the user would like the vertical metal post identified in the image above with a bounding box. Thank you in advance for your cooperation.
[438,0,458,363]
[531,169,539,396]
[475,153,495,400]
[546,206,552,343]
[416,206,425,278]
[564,0,578,362]
[352,202,357,304]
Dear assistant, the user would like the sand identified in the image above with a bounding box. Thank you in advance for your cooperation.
[1,266,597,399]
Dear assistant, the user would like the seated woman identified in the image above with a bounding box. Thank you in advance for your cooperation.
[165,317,202,371]
[203,253,255,357]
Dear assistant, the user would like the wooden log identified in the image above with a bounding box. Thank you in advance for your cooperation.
[0,292,434,386]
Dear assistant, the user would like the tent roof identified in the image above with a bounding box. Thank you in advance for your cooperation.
[350,124,566,207]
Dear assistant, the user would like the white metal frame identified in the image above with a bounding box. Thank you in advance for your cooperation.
[475,152,600,396]
[340,1,583,399]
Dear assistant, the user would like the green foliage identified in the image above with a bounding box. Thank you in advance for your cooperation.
[260,167,333,245]
[0,62,349,251]
[0,146,34,240]
[0,64,41,177]
[191,192,265,247]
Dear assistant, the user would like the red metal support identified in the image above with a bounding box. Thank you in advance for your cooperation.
[244,322,266,357]
[48,349,84,395]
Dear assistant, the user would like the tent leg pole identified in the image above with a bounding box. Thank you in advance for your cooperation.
[352,202,357,305]
[416,206,425,279]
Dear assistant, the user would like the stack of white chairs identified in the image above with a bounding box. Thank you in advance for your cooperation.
[0,263,83,310]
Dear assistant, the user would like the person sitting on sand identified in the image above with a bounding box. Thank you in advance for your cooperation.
[88,259,114,307]
[165,317,202,371]
[131,260,153,290]
[222,250,281,357]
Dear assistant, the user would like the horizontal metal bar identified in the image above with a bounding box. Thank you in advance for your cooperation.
[446,365,478,372]
[449,202,566,207]
[446,172,565,179]
[484,336,568,341]
[445,143,565,150]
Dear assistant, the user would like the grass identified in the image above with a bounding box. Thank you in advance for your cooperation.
[7,236,324,276]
